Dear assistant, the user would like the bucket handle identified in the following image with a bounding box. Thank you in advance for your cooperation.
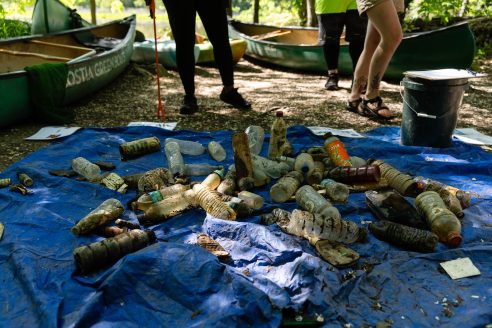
[399,81,451,120]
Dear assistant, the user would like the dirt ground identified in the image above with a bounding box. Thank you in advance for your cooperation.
[0,57,491,172]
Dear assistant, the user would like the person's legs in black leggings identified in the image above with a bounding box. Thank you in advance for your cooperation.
[318,13,345,72]
[162,0,196,96]
[195,0,234,87]
[345,9,367,71]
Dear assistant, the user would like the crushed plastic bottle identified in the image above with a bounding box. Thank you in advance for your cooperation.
[208,141,227,162]
[165,138,205,155]
[165,141,186,176]
[72,157,102,182]
[193,183,236,220]
[270,170,304,203]
[268,111,287,159]
[245,125,265,155]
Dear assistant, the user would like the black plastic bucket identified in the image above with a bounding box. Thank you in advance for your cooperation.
[400,77,468,147]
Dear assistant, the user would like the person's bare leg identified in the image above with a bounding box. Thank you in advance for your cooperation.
[349,21,379,102]
[364,0,402,100]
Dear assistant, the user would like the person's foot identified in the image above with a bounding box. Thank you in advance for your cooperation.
[219,88,251,109]
[179,95,199,115]
[325,73,339,90]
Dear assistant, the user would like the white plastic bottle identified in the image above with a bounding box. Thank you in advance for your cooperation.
[208,141,227,162]
[71,157,101,182]
[165,138,205,156]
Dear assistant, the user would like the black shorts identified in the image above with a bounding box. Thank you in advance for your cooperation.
[317,11,367,44]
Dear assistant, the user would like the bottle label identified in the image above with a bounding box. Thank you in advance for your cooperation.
[326,140,352,167]
[149,190,164,203]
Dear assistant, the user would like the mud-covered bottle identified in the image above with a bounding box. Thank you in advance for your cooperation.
[238,190,264,210]
[72,157,101,182]
[261,208,291,227]
[165,138,205,156]
[329,165,381,184]
[133,184,191,211]
[253,168,270,187]
[274,155,296,170]
[208,141,227,162]
[319,178,349,203]
[413,177,471,209]
[120,136,161,160]
[138,189,197,225]
[307,161,325,185]
[193,183,236,220]
[324,136,351,167]
[268,111,287,159]
[295,185,341,220]
[369,220,438,252]
[165,141,186,177]
[245,125,265,155]
[137,168,174,194]
[72,198,124,235]
[251,154,290,179]
[73,229,156,274]
[17,173,33,187]
[414,191,462,247]
[270,170,304,203]
[217,165,236,195]
[371,160,418,197]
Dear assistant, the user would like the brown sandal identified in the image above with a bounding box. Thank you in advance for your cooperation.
[346,98,362,113]
[358,96,395,120]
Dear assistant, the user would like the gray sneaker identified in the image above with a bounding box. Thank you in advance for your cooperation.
[325,73,339,90]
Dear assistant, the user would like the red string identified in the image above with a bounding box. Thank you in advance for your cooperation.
[150,0,165,122]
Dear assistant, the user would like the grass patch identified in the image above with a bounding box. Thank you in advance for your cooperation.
[0,19,31,39]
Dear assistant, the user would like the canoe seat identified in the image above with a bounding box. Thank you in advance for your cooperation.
[0,48,71,62]
[252,30,293,40]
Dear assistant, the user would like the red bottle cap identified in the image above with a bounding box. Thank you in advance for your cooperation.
[446,231,462,247]
[276,111,283,117]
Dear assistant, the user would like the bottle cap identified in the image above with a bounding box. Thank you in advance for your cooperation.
[446,231,462,247]
[275,111,283,117]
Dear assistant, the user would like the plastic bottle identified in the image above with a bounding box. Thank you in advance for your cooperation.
[414,176,469,210]
[252,154,290,179]
[165,138,205,155]
[280,140,295,157]
[238,191,264,210]
[208,141,227,162]
[414,191,462,247]
[193,183,236,220]
[165,141,186,176]
[71,198,124,235]
[349,156,367,168]
[17,173,33,187]
[184,163,222,176]
[371,160,418,197]
[270,170,304,203]
[133,184,191,211]
[268,111,287,159]
[261,208,292,227]
[253,169,270,187]
[286,209,366,245]
[438,189,464,219]
[319,178,349,203]
[137,168,174,194]
[294,153,315,174]
[138,189,197,226]
[307,161,325,185]
[329,165,381,184]
[274,156,296,170]
[120,137,161,160]
[295,185,341,220]
[217,165,236,195]
[72,157,102,182]
[201,168,225,190]
[369,220,438,253]
[245,125,265,155]
[73,229,156,274]
[324,136,352,167]
[115,219,141,230]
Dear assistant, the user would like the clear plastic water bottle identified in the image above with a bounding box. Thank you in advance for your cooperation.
[245,125,265,155]
[208,141,227,162]
[294,153,315,173]
[71,157,101,182]
[319,178,349,203]
[185,163,222,176]
[238,190,264,210]
[165,141,185,176]
[165,138,205,156]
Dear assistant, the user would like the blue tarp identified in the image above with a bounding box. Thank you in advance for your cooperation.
[0,125,491,327]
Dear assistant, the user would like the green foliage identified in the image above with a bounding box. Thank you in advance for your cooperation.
[407,0,492,24]
[232,0,301,26]
[0,19,31,38]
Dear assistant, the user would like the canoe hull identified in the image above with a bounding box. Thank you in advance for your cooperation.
[229,20,476,79]
[132,40,200,69]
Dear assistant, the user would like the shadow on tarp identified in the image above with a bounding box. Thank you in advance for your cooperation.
[0,125,491,327]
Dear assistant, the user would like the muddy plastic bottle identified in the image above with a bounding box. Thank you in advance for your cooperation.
[253,169,270,187]
[294,153,315,174]
[414,191,462,247]
[165,138,205,156]
[261,208,292,228]
[238,190,264,210]
[193,183,236,220]
[17,173,33,187]
[270,170,304,203]
[286,209,366,245]
[133,184,191,211]
[274,155,296,170]
[72,198,124,235]
[73,229,156,274]
[201,168,225,190]
[138,189,197,225]
[307,161,325,185]
[268,111,287,159]
[295,185,341,220]
[208,141,227,162]
[319,178,349,203]
[329,165,381,184]
[137,168,174,194]
[414,176,469,211]
[324,136,352,167]
[184,163,222,176]
[72,157,101,182]
[115,219,141,230]
[245,125,265,155]
[120,137,161,160]
[217,165,236,195]
[280,140,295,157]
[165,141,186,176]
[369,220,438,253]
[252,154,290,179]
[371,160,418,197]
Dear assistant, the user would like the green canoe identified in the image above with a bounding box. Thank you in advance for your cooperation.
[228,19,476,79]
[0,16,136,127]
[31,0,91,34]
[132,38,247,68]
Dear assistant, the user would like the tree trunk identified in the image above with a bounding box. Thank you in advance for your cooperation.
[90,0,97,24]
[298,0,307,26]
[253,0,260,23]
[306,0,317,27]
